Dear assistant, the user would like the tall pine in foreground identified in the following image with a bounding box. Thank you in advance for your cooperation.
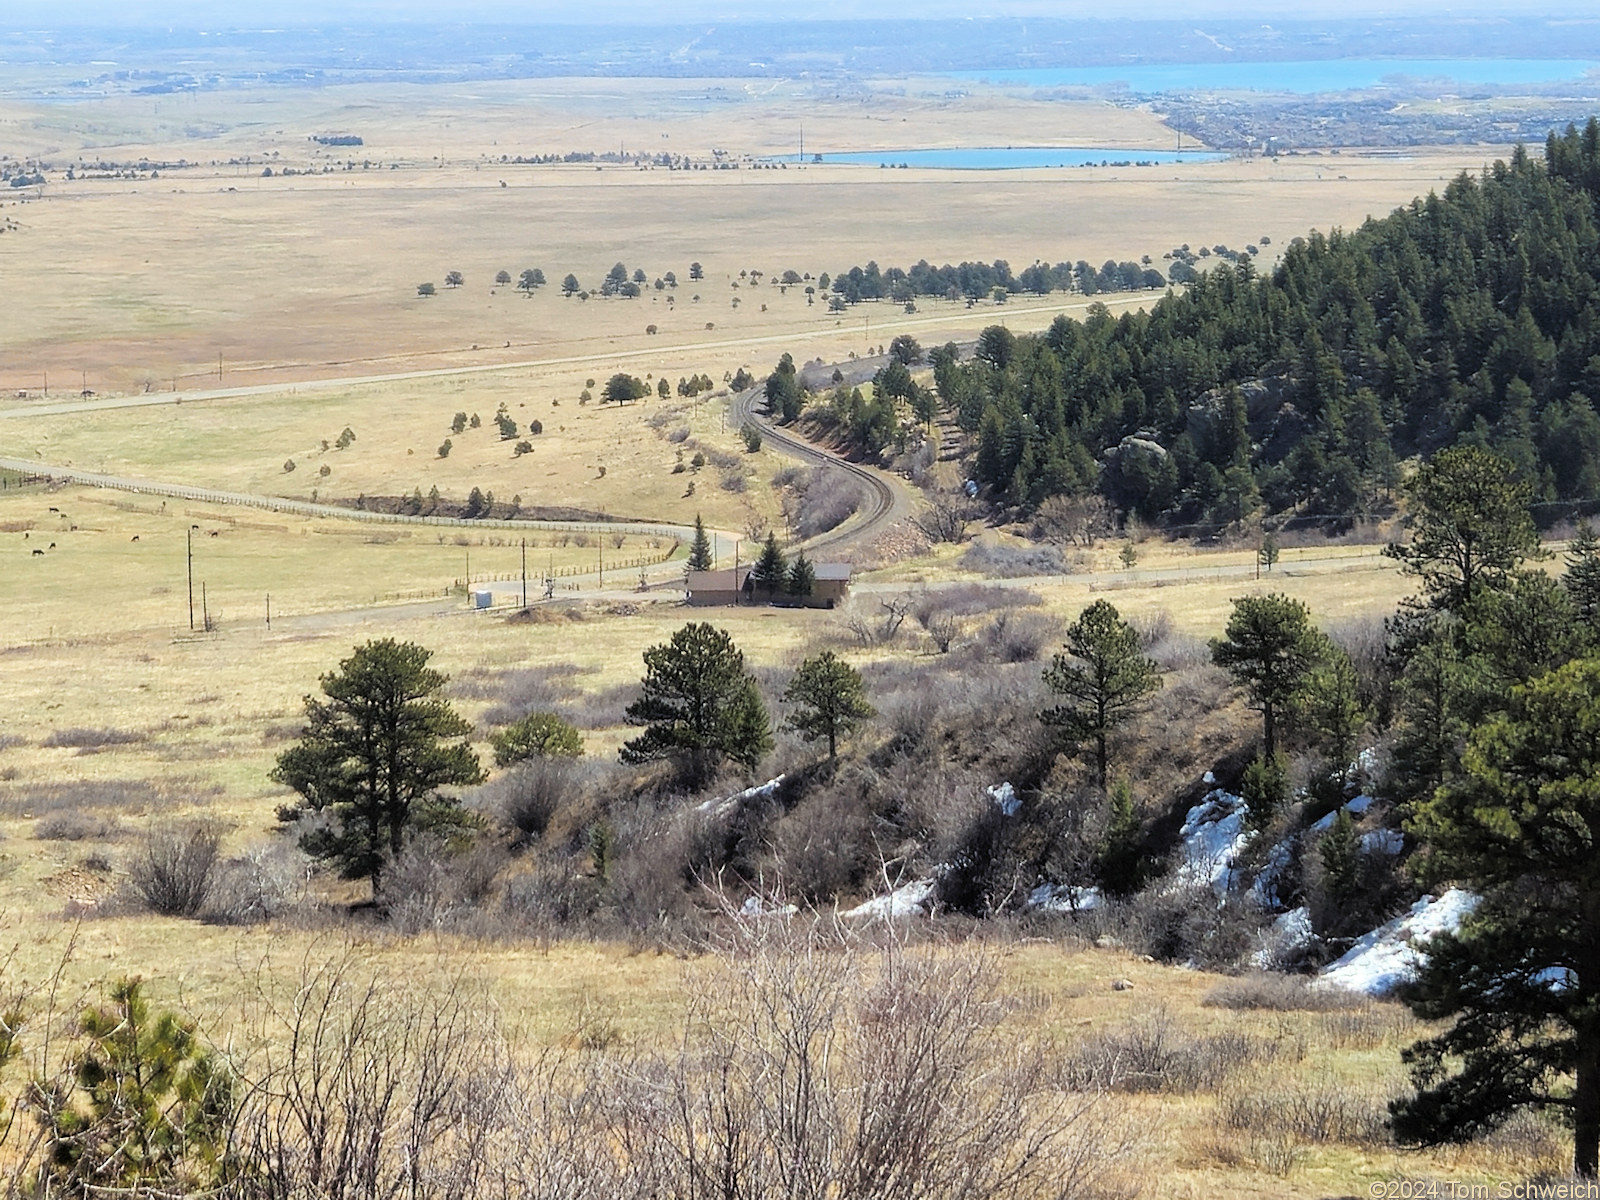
[687,513,714,572]
[1395,657,1600,1177]
[273,639,482,893]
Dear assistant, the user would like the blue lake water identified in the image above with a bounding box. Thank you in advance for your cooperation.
[805,147,1227,169]
[948,59,1600,95]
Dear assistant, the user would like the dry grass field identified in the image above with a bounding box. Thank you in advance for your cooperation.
[0,74,1558,1195]
[0,78,1507,396]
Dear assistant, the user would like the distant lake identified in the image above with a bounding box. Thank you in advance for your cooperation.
[803,147,1227,170]
[949,59,1600,95]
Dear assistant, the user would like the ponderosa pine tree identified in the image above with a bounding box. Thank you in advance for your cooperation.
[1384,446,1540,613]
[1041,600,1162,791]
[750,532,785,597]
[1395,657,1600,1177]
[620,623,771,784]
[272,639,482,892]
[1210,594,1325,759]
[782,650,874,759]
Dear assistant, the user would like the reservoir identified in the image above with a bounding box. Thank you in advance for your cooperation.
[805,147,1228,170]
[950,59,1600,95]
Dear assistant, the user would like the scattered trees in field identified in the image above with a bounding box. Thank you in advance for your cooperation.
[495,269,512,287]
[416,282,435,297]
[561,273,580,297]
[444,270,464,288]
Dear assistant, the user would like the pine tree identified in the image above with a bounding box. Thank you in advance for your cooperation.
[782,650,874,758]
[1210,594,1326,759]
[1318,806,1362,914]
[1395,658,1600,1177]
[1095,777,1144,896]
[621,623,772,784]
[1302,644,1368,771]
[687,513,714,572]
[1384,446,1540,613]
[1239,752,1289,836]
[786,551,816,597]
[750,532,786,597]
[1041,600,1162,791]
[44,979,234,1192]
[273,639,483,892]
[1566,521,1600,641]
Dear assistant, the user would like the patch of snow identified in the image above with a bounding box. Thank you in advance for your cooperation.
[1202,770,1215,785]
[1177,789,1249,894]
[696,774,785,818]
[1250,836,1295,909]
[1309,793,1376,834]
[1027,882,1102,913]
[988,782,1019,816]
[843,878,935,920]
[1318,889,1479,997]
[739,895,798,919]
[1253,906,1315,970]
[1360,829,1405,856]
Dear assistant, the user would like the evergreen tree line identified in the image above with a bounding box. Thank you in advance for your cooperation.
[899,121,1600,531]
[826,256,1168,306]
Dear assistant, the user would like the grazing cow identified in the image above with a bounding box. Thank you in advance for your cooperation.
[209,530,219,537]
[130,535,140,542]
[48,542,55,549]
[47,507,58,513]
[31,548,42,556]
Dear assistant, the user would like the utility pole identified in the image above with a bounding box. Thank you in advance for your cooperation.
[521,538,527,608]
[733,540,739,605]
[266,593,271,628]
[598,538,604,588]
[186,526,195,630]
[201,581,209,632]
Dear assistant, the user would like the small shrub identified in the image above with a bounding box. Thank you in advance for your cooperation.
[35,812,124,841]
[1203,973,1371,1012]
[203,841,308,925]
[129,822,223,917]
[41,727,144,750]
[491,711,584,767]
[1061,1009,1291,1094]
[957,540,1067,578]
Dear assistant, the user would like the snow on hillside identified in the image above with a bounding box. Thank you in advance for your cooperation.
[1318,889,1479,996]
[1177,790,1250,894]
[696,775,785,819]
[843,878,935,920]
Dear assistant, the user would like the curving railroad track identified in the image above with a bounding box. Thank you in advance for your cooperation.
[727,384,912,557]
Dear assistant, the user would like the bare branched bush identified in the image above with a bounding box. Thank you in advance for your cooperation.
[33,812,124,842]
[1202,972,1371,1012]
[912,488,977,544]
[1216,1083,1391,1146]
[380,837,508,935]
[977,609,1060,663]
[40,727,145,750]
[482,757,589,846]
[128,821,223,917]
[203,840,309,925]
[958,539,1068,578]
[1033,493,1114,548]
[1060,1009,1294,1094]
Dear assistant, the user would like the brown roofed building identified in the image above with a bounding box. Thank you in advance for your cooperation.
[686,563,851,608]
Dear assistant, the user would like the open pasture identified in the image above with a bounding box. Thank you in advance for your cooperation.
[0,76,1510,396]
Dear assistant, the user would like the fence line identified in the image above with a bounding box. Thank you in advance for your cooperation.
[0,459,696,541]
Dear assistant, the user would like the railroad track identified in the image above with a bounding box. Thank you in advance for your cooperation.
[727,385,908,557]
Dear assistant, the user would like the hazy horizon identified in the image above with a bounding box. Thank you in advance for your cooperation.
[10,1,1600,27]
